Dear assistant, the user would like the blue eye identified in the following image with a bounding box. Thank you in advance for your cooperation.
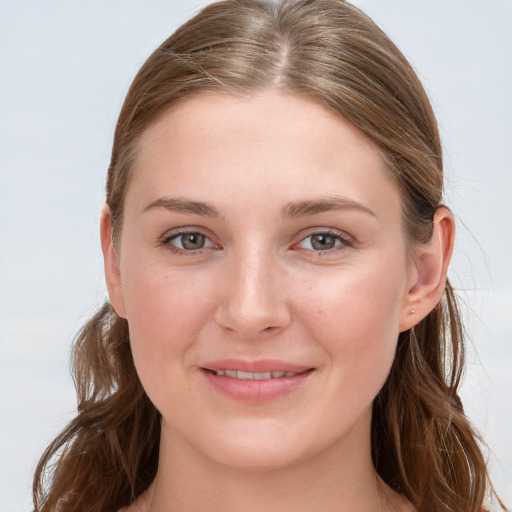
[298,232,350,252]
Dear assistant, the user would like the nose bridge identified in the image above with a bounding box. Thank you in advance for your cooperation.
[215,243,289,336]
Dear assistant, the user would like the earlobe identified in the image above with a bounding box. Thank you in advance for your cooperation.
[399,207,455,332]
[100,205,127,318]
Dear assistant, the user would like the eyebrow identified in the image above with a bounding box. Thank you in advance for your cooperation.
[141,195,375,219]
[141,197,220,217]
[281,196,376,218]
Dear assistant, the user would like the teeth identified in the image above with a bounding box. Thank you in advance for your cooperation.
[210,369,300,379]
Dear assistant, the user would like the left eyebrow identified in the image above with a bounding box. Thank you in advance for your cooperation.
[281,196,376,218]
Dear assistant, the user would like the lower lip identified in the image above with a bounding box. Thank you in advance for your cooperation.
[201,369,314,404]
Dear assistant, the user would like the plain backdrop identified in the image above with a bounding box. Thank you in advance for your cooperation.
[1,1,511,510]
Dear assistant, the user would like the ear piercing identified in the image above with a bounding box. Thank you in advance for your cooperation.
[408,309,416,315]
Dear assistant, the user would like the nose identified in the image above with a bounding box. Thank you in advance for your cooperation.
[214,249,291,339]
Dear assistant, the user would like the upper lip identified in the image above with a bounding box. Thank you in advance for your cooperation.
[201,359,313,373]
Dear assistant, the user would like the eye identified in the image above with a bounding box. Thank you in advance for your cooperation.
[164,231,215,253]
[297,231,352,252]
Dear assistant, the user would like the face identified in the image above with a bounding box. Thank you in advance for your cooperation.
[105,91,420,472]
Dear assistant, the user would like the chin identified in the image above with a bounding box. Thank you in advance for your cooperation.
[178,417,320,472]
[186,414,360,474]
[209,439,310,473]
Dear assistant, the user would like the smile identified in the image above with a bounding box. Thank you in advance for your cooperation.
[207,369,302,379]
[201,363,315,403]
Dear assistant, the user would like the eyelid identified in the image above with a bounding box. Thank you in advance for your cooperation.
[160,227,219,254]
[293,228,354,253]
[158,226,354,256]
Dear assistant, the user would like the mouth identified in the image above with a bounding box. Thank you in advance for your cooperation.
[200,361,315,403]
[204,368,312,380]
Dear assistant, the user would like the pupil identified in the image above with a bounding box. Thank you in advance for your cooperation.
[182,233,204,249]
[312,234,334,250]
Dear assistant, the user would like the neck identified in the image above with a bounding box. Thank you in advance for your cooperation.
[143,420,404,512]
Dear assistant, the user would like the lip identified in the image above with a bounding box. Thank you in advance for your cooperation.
[202,359,312,373]
[200,359,315,404]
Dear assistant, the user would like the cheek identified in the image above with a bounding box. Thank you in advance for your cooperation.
[300,262,405,334]
[294,259,407,387]
[120,261,217,385]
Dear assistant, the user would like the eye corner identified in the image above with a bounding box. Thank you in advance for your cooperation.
[160,228,220,255]
[292,229,355,255]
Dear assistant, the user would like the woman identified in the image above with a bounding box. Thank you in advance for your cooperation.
[32,1,504,511]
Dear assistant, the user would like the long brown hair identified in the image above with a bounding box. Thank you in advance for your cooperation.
[33,1,501,511]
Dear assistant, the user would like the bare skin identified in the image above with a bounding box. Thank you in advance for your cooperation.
[120,476,416,512]
[105,91,454,512]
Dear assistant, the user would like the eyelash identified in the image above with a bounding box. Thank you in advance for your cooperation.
[160,229,353,256]
[161,230,216,255]
[295,230,354,254]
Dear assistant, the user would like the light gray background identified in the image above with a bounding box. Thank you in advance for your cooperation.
[1,1,511,510]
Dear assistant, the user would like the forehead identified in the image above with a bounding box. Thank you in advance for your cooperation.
[127,90,400,219]
[135,90,382,163]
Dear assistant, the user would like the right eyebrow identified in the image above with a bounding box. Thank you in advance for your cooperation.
[141,197,221,218]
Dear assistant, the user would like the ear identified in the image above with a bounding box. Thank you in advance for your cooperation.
[399,206,455,332]
[100,205,127,318]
